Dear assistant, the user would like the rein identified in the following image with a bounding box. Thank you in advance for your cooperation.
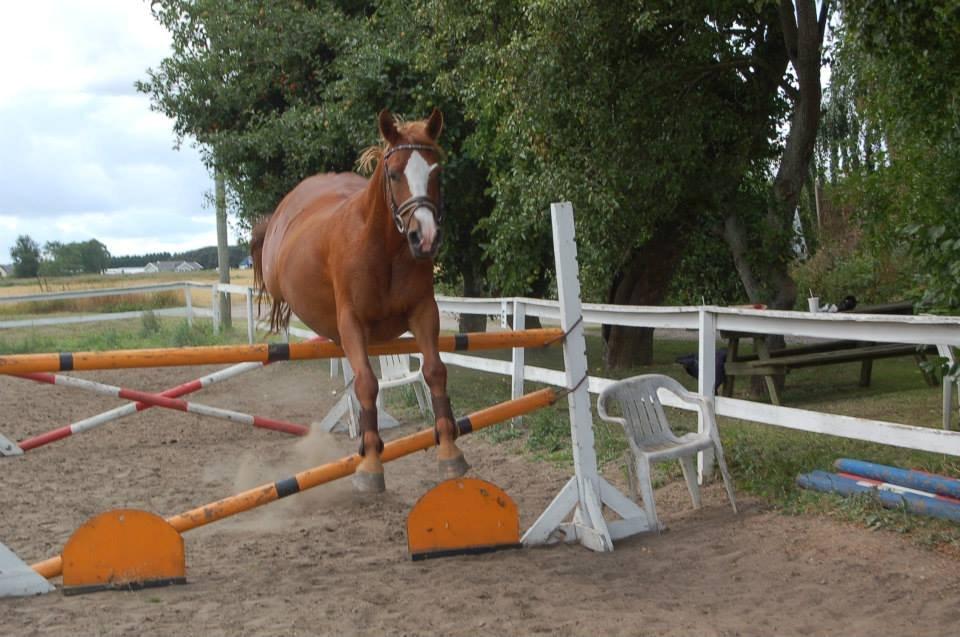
[382,143,444,234]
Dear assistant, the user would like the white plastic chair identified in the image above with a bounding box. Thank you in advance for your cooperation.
[376,354,430,415]
[597,374,737,531]
[333,355,430,438]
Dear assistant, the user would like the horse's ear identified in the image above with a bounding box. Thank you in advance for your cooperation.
[378,109,400,145]
[426,108,444,141]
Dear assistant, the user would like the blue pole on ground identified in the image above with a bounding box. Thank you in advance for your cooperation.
[797,470,960,523]
[834,458,960,500]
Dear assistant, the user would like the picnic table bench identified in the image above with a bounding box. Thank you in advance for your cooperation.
[721,301,938,405]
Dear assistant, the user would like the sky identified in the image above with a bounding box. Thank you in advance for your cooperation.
[0,1,237,261]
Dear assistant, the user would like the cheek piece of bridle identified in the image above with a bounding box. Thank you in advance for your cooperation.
[382,144,444,235]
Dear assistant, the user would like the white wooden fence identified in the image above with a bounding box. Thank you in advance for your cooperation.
[2,278,959,456]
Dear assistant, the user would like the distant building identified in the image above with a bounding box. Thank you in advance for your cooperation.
[104,267,147,276]
[0,264,11,278]
[238,255,253,269]
[144,260,204,274]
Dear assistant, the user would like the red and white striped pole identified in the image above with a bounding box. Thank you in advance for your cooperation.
[18,372,310,439]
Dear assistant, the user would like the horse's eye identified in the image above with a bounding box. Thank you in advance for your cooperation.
[389,170,401,182]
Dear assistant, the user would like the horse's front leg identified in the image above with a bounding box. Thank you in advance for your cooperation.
[338,312,385,493]
[409,301,469,479]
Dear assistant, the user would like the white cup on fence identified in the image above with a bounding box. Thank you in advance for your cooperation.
[808,296,820,313]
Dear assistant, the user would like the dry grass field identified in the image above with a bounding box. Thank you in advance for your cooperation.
[0,270,257,317]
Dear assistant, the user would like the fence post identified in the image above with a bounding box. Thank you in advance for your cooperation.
[500,300,509,328]
[939,344,958,430]
[245,288,255,345]
[511,300,527,427]
[211,284,220,335]
[697,307,717,481]
[184,284,193,328]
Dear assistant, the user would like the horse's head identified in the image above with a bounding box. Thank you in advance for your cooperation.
[378,108,445,260]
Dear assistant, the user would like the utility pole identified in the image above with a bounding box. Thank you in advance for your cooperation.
[215,164,232,329]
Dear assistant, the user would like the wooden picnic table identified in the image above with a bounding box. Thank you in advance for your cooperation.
[720,301,937,405]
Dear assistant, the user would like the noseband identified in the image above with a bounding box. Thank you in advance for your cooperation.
[382,143,444,234]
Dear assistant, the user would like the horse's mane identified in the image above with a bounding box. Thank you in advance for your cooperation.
[355,119,444,176]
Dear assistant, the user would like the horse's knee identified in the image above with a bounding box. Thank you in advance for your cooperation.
[422,358,447,390]
[353,366,379,407]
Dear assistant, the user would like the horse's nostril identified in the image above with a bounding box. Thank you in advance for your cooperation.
[408,230,420,244]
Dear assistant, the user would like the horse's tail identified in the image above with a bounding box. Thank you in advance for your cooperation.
[250,218,291,333]
[251,218,269,292]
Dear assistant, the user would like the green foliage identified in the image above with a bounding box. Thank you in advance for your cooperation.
[790,242,916,308]
[664,227,746,306]
[420,0,791,299]
[171,320,219,347]
[38,239,111,276]
[139,310,163,336]
[831,1,960,311]
[918,353,960,387]
[10,235,41,278]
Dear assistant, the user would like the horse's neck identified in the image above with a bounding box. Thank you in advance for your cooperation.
[360,167,407,258]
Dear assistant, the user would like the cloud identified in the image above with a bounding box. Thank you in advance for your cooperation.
[0,1,230,261]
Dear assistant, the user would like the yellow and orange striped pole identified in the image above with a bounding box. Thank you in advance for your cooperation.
[0,329,562,376]
[31,387,560,580]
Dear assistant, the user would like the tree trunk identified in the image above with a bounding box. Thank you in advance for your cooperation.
[215,166,232,329]
[458,262,488,333]
[604,224,689,369]
[722,0,827,397]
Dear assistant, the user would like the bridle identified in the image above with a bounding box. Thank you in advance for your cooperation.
[382,143,444,234]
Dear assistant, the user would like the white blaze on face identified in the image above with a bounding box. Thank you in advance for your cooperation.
[404,151,439,251]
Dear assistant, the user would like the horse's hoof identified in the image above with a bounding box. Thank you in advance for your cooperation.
[438,454,470,480]
[352,470,386,494]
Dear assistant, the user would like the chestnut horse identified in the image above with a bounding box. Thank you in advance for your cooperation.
[251,109,467,492]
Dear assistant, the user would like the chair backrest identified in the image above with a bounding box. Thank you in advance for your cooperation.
[378,354,416,382]
[603,376,676,445]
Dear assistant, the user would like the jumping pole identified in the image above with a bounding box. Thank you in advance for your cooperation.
[17,372,310,437]
[834,458,960,500]
[30,387,560,581]
[0,329,563,375]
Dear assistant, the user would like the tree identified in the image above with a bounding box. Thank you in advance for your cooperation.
[10,235,40,278]
[138,1,368,222]
[722,1,829,316]
[142,1,833,367]
[38,240,111,276]
[79,239,111,274]
[416,1,827,366]
[140,0,497,329]
[831,1,960,310]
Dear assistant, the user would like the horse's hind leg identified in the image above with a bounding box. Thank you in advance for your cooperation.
[338,315,385,493]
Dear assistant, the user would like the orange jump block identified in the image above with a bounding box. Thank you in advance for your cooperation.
[61,510,185,596]
[407,478,520,560]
